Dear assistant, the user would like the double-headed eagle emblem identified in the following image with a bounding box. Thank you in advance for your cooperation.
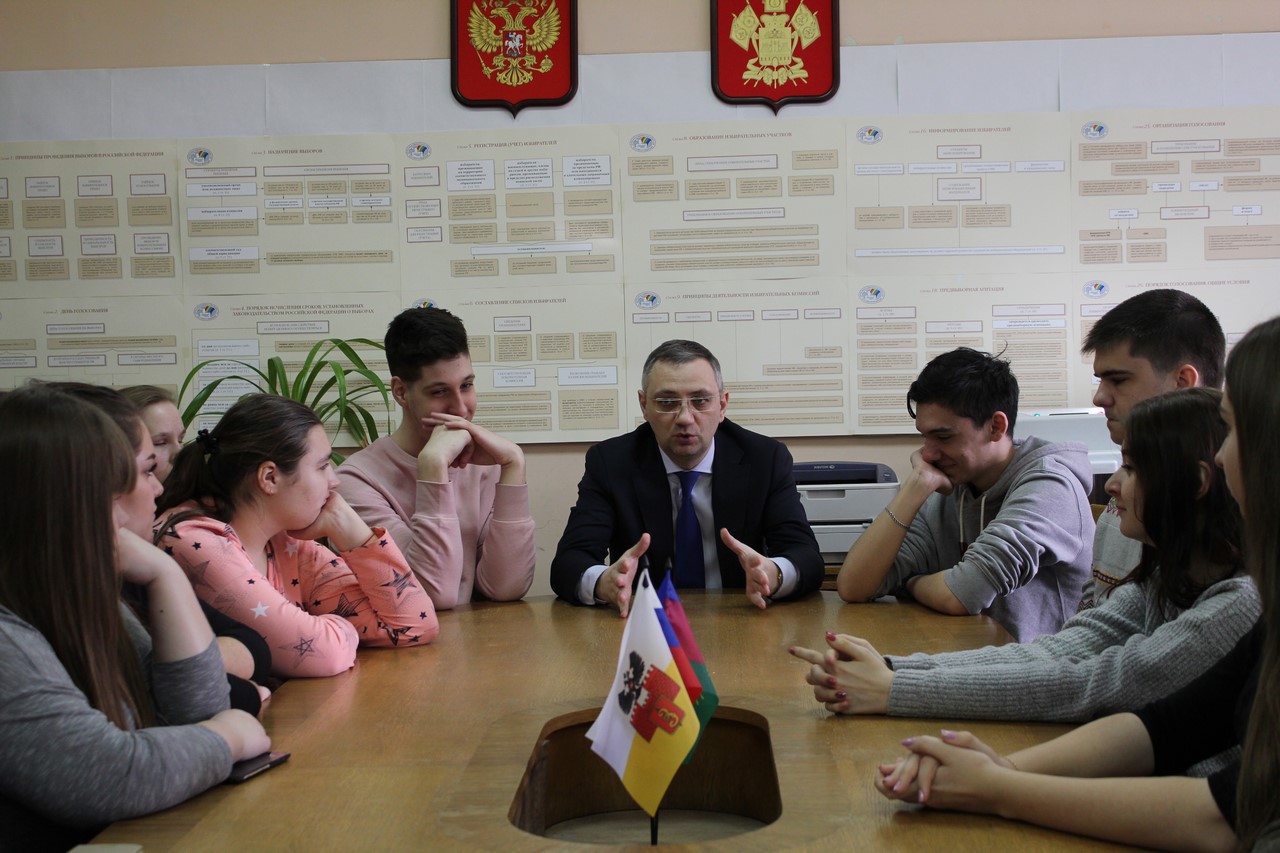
[466,0,562,87]
[729,0,822,87]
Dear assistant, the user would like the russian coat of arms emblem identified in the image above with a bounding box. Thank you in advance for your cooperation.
[452,0,578,114]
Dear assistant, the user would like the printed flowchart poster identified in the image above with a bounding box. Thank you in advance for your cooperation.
[848,112,1072,278]
[1071,273,1280,368]
[618,118,848,284]
[391,126,622,289]
[1069,107,1280,273]
[175,135,403,296]
[848,273,1078,434]
[411,283,628,443]
[183,291,402,437]
[622,277,852,437]
[0,139,182,298]
[0,294,187,389]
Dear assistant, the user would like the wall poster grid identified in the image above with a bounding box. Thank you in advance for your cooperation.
[1,107,1276,440]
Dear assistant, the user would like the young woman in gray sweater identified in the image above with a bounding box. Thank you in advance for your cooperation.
[792,387,1258,722]
[0,386,270,851]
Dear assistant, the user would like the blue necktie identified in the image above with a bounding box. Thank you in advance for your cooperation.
[674,470,705,588]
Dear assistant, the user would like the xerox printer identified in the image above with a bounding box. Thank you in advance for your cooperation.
[793,461,899,563]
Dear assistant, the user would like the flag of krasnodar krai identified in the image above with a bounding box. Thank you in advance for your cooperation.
[586,569,701,816]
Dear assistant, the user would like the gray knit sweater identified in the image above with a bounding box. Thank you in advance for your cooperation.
[876,435,1095,642]
[0,603,233,851]
[885,572,1259,721]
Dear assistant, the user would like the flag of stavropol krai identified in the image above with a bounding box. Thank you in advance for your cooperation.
[586,570,700,816]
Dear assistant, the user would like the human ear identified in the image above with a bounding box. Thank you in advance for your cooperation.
[1174,364,1201,389]
[257,462,280,496]
[988,411,1010,441]
[390,376,408,407]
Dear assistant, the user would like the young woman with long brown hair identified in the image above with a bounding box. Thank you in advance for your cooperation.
[53,381,273,717]
[0,385,269,851]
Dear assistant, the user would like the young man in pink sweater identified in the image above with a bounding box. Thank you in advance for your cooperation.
[337,307,535,610]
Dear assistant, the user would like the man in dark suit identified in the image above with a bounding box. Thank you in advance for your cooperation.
[551,340,823,616]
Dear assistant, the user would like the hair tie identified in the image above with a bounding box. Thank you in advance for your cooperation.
[196,429,220,456]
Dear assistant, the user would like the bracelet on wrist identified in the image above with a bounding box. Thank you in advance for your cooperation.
[885,507,911,530]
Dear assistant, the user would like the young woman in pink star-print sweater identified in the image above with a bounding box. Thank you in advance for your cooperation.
[156,394,438,678]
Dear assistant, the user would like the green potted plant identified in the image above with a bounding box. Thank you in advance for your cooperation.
[177,337,392,462]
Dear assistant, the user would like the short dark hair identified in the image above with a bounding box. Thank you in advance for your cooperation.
[641,340,723,392]
[1082,289,1224,389]
[385,307,470,383]
[907,347,1019,435]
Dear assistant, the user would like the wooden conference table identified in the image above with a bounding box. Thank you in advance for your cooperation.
[96,592,1137,852]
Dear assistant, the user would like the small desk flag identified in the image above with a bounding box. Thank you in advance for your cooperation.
[656,576,719,760]
[586,570,701,816]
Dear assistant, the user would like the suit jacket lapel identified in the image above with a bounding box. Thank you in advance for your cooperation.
[633,428,675,574]
[710,422,749,540]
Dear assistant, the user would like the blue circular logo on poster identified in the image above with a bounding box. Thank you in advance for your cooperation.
[630,134,656,152]
[634,291,661,310]
[1082,280,1109,298]
[1081,122,1108,140]
[193,303,219,321]
[859,285,885,304]
[405,142,431,160]
[187,148,213,166]
[411,298,437,308]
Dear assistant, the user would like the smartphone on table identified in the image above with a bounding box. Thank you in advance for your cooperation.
[227,751,290,783]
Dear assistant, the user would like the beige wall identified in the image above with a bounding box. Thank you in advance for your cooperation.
[3,0,1276,71]
[4,0,1267,594]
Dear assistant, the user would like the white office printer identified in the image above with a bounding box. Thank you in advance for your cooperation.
[794,461,899,563]
[1019,407,1120,502]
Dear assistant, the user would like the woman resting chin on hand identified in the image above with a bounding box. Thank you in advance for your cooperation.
[155,394,439,679]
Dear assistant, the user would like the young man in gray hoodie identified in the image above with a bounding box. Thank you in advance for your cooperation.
[837,347,1093,642]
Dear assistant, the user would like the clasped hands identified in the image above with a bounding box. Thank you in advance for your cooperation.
[875,729,1014,813]
[594,528,780,617]
[417,413,525,484]
[790,631,1015,812]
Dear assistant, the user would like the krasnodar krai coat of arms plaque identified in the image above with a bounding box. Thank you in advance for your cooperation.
[711,0,839,113]
[451,0,578,115]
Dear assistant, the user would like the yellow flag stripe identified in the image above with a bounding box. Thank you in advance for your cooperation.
[619,660,701,816]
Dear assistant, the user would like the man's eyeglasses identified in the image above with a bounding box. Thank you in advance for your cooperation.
[649,396,718,414]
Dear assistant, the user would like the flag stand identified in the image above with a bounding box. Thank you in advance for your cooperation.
[585,573,715,847]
